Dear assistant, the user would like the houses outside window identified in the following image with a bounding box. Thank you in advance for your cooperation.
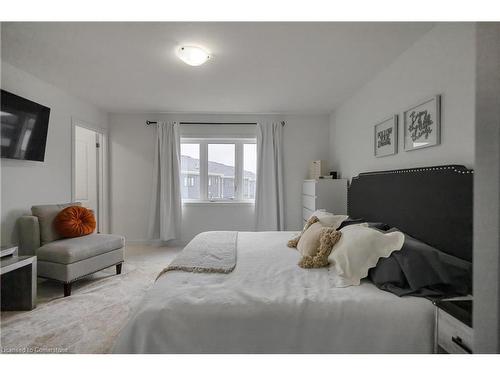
[180,138,257,202]
[184,176,195,187]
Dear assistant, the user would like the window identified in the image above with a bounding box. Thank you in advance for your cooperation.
[184,176,195,187]
[208,143,235,200]
[180,143,200,199]
[243,143,257,200]
[180,138,257,202]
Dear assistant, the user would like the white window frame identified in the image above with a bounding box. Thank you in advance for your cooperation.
[181,137,257,204]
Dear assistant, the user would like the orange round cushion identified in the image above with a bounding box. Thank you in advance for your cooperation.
[54,206,96,238]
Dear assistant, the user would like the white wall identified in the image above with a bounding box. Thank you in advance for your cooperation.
[329,23,476,179]
[1,62,108,245]
[109,113,330,243]
[473,23,500,353]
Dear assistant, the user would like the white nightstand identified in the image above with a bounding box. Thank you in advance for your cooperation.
[434,298,473,354]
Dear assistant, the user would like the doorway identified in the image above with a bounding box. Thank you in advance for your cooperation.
[72,120,107,234]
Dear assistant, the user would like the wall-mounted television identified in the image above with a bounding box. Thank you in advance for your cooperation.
[1,90,51,162]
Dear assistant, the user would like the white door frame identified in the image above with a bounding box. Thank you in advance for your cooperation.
[71,118,109,234]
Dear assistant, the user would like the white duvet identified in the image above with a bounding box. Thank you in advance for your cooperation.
[113,231,435,353]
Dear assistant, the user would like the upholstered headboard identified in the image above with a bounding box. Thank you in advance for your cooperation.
[348,165,473,262]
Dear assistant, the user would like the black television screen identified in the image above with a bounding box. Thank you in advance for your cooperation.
[1,90,50,162]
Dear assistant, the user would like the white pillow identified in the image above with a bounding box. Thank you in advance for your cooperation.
[328,225,404,286]
[309,210,348,229]
[310,209,326,216]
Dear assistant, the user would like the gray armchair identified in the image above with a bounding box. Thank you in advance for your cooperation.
[18,203,124,297]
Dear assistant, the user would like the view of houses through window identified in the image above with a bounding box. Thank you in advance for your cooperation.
[180,143,200,199]
[181,139,257,201]
[208,143,235,200]
[243,143,257,199]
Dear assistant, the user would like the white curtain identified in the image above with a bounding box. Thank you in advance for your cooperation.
[147,121,182,241]
[254,122,285,231]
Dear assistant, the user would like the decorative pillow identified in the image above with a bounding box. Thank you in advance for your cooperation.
[287,215,319,248]
[297,222,323,256]
[336,217,366,229]
[328,224,404,286]
[298,227,342,269]
[309,209,326,217]
[308,210,348,229]
[338,217,391,231]
[316,213,348,229]
[288,216,342,269]
[287,211,347,250]
[32,202,82,244]
[54,206,96,238]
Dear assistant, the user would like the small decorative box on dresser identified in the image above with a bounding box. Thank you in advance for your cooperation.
[302,179,348,224]
[434,299,473,354]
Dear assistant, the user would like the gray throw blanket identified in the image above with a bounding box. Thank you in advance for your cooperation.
[157,231,238,280]
[368,230,472,299]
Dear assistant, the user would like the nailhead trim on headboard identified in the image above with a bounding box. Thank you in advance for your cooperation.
[351,165,473,178]
[347,165,473,212]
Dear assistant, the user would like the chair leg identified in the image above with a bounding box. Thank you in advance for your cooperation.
[63,282,72,297]
[116,263,122,275]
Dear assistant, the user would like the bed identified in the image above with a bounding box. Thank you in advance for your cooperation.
[113,165,473,354]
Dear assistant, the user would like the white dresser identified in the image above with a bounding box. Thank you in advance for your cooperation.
[302,179,348,224]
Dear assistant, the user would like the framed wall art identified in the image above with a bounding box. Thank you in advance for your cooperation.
[403,95,441,151]
[374,115,398,157]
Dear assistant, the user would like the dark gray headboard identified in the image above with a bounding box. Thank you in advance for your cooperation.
[348,165,473,262]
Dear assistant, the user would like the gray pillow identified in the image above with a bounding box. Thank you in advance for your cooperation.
[31,202,82,245]
[338,218,391,231]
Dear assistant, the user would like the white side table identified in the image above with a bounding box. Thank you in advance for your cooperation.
[434,298,473,354]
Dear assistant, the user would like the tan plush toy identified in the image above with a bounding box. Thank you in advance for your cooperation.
[287,216,342,269]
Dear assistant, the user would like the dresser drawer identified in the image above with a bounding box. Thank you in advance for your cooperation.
[302,207,314,221]
[302,180,316,196]
[302,195,316,211]
[437,310,473,354]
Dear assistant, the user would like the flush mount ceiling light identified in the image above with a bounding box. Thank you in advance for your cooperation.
[176,45,211,66]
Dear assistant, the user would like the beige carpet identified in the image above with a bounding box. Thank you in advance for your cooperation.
[0,244,181,354]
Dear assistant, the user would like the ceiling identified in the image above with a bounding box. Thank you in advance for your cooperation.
[1,22,434,114]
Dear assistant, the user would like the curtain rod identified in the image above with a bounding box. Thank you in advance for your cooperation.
[145,120,285,126]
